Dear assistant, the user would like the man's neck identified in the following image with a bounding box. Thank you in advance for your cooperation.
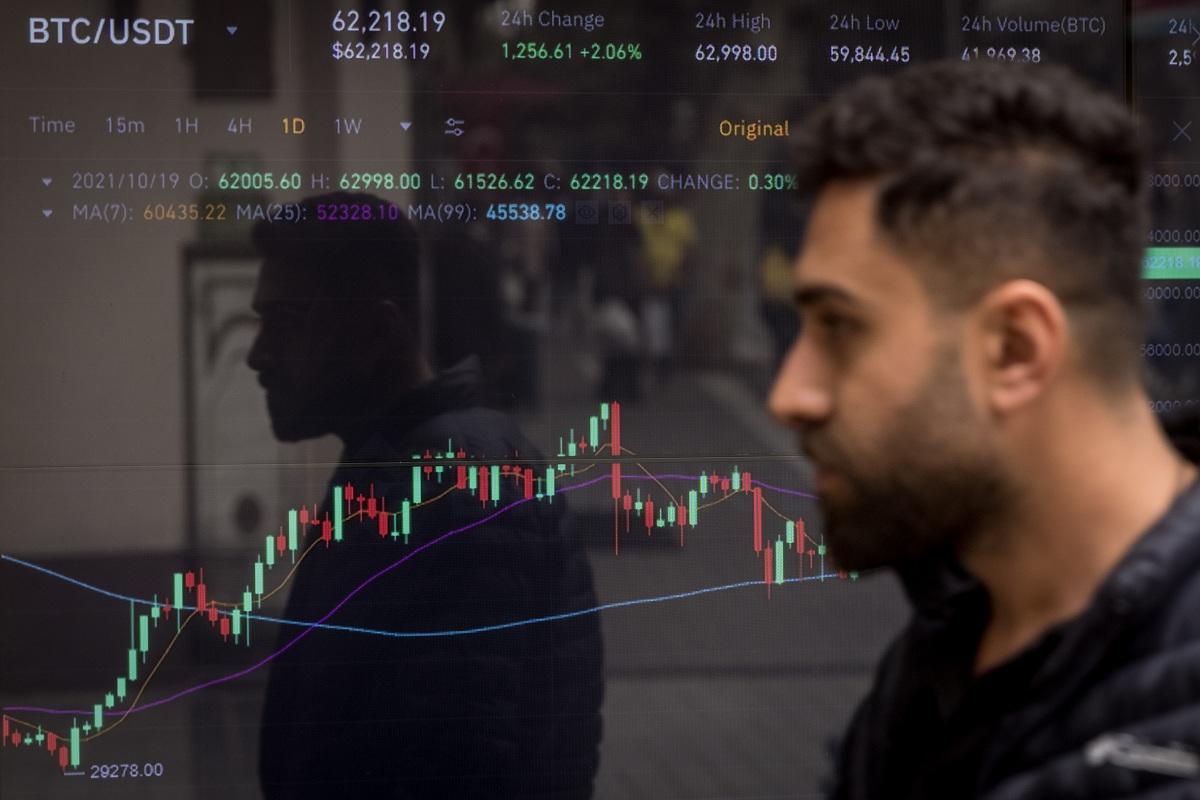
[333,357,435,444]
[965,388,1196,675]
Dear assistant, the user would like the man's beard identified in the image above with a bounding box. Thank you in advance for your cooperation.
[803,346,1014,571]
[263,384,338,443]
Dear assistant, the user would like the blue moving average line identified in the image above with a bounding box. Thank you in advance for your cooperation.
[0,552,839,639]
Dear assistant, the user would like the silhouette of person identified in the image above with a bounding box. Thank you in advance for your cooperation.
[247,193,604,798]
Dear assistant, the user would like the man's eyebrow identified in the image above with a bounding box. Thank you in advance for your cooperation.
[792,284,863,309]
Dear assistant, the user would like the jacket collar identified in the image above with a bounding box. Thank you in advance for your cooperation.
[339,356,484,462]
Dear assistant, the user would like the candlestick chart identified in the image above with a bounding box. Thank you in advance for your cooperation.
[0,401,843,775]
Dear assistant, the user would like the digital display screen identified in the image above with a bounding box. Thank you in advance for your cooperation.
[0,1,1195,797]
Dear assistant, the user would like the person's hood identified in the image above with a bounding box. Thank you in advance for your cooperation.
[340,356,485,458]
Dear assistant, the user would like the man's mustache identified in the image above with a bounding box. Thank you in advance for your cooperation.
[797,427,846,470]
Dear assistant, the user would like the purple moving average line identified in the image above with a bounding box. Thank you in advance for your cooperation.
[750,478,816,500]
[7,474,600,717]
[4,471,813,717]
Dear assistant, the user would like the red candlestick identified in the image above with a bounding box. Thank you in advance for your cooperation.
[752,487,763,553]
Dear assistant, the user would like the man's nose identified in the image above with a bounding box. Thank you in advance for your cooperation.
[767,338,833,427]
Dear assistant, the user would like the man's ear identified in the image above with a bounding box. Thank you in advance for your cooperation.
[971,279,1067,414]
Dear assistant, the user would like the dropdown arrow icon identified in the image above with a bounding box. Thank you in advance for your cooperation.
[227,25,238,35]
[42,177,52,187]
[42,209,53,218]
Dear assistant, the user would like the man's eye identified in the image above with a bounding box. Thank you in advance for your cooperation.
[795,310,858,343]
[817,313,855,336]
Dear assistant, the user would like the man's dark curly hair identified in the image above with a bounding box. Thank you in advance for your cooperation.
[792,60,1149,388]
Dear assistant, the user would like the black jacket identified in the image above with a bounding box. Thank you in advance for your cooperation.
[835,418,1200,799]
[259,359,604,798]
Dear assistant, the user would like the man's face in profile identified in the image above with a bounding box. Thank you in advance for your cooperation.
[768,181,1011,570]
[246,258,369,442]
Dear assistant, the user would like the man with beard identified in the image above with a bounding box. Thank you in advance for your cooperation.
[247,193,603,798]
[768,62,1200,798]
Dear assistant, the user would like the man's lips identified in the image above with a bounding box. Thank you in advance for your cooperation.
[257,375,283,393]
[813,465,840,492]
[798,435,846,490]
[804,449,846,492]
